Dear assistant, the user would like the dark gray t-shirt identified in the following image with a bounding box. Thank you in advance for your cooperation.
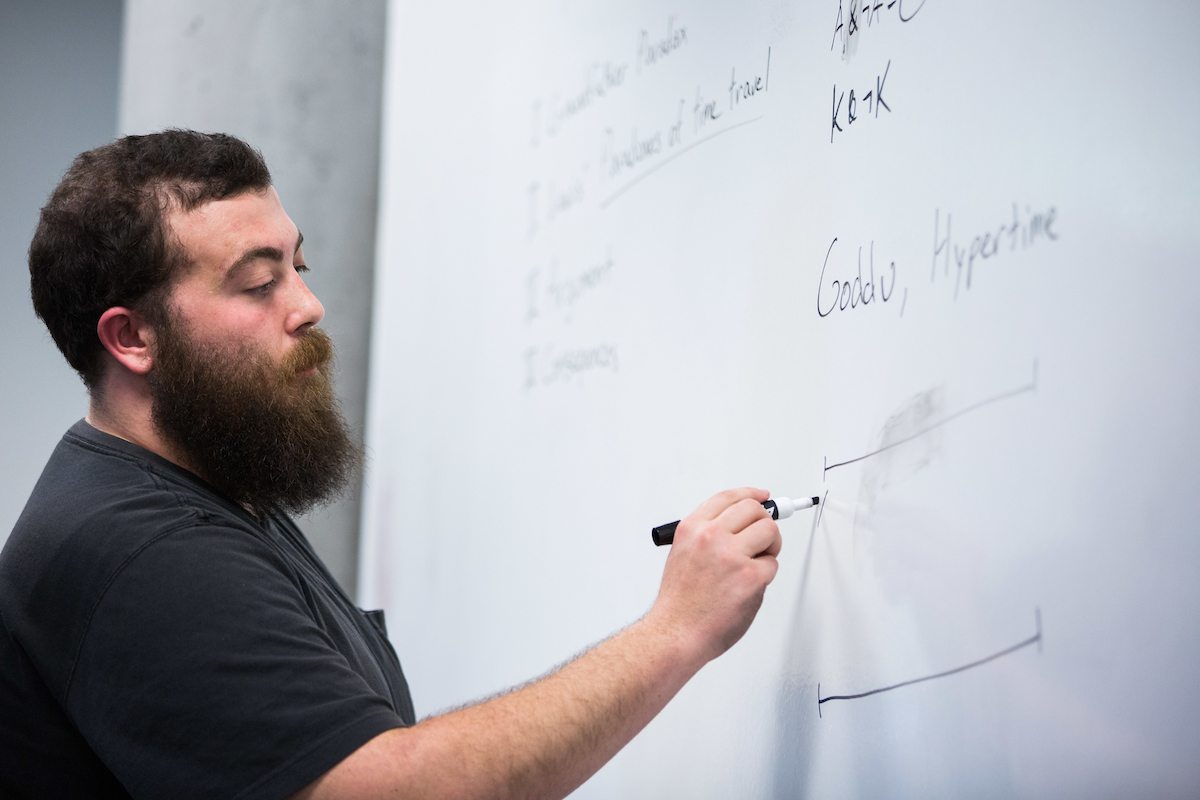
[0,421,415,799]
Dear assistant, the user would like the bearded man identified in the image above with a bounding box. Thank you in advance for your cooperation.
[0,130,783,799]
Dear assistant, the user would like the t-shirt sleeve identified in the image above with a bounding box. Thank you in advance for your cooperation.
[65,525,404,800]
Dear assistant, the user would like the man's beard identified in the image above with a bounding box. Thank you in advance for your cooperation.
[147,316,361,516]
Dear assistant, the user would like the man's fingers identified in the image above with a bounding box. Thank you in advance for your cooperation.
[753,553,780,585]
[732,515,782,559]
[693,487,769,521]
[714,497,771,536]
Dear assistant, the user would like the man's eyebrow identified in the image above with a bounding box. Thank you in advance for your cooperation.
[224,231,302,282]
[225,246,285,282]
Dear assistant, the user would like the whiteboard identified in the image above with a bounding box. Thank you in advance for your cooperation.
[360,2,1200,796]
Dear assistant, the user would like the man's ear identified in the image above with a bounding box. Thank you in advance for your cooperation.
[96,307,156,376]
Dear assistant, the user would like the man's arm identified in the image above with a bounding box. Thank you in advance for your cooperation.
[293,487,782,800]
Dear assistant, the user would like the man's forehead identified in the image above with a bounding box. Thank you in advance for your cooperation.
[168,187,301,271]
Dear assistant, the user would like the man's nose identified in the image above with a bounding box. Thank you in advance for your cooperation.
[287,271,325,334]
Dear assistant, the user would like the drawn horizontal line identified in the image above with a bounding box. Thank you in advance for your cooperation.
[818,608,1042,717]
[824,360,1038,476]
[599,115,765,209]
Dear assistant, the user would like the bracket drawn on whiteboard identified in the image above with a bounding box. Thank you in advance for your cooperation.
[817,607,1043,718]
[599,115,765,209]
[823,359,1039,478]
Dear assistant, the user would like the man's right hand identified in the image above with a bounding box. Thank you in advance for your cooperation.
[647,487,783,664]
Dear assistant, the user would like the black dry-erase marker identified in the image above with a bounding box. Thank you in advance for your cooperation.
[651,496,820,546]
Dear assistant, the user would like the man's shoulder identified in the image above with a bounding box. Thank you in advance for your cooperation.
[0,421,260,625]
[5,420,251,561]
[0,421,278,702]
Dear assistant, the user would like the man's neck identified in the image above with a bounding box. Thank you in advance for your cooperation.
[86,376,194,477]
[86,396,262,517]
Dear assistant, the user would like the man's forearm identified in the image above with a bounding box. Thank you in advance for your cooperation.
[295,489,781,800]
[297,611,704,800]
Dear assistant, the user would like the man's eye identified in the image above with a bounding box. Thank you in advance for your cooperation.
[296,263,309,274]
[250,280,276,296]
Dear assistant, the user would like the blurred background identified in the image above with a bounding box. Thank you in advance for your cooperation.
[0,0,387,594]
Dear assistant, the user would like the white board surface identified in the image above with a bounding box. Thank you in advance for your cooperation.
[360,2,1200,796]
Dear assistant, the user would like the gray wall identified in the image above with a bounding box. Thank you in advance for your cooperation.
[0,0,123,548]
[119,0,388,594]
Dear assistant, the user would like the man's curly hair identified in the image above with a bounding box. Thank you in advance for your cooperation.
[29,130,272,390]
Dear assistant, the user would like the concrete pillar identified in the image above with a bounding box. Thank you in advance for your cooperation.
[119,0,388,594]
